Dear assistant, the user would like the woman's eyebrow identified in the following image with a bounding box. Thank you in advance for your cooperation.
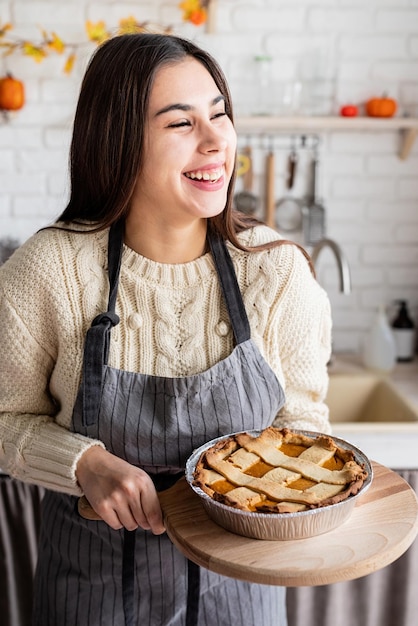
[154,94,225,117]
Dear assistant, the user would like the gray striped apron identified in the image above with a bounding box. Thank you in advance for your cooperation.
[32,221,287,626]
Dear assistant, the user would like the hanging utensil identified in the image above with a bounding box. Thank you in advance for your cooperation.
[265,143,275,228]
[234,145,258,215]
[275,146,303,232]
[236,151,251,179]
[301,149,326,245]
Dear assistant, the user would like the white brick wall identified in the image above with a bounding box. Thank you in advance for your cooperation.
[0,0,417,354]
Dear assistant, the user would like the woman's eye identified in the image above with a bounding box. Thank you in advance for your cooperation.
[166,112,227,128]
[168,120,191,128]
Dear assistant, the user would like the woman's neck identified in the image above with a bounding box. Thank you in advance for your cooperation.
[124,215,208,264]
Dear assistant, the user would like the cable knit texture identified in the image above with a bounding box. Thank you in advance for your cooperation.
[0,223,332,495]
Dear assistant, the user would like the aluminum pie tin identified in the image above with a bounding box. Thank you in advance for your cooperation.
[185,429,373,541]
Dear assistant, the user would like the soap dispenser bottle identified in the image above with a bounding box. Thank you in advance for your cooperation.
[391,300,415,362]
[363,305,397,372]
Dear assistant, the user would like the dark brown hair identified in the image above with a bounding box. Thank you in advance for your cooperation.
[57,33,311,262]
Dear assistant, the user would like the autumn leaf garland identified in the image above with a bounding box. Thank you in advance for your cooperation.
[0,0,213,76]
[0,10,204,75]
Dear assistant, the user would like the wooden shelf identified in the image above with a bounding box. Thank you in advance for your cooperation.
[235,116,418,160]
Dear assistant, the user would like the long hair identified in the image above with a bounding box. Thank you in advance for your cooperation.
[57,33,311,263]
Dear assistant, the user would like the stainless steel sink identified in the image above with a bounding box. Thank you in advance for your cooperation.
[326,374,418,423]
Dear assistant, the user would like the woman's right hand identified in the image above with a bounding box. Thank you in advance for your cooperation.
[75,446,165,535]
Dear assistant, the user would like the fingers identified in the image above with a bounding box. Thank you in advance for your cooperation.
[113,506,165,535]
[135,489,166,535]
[76,450,166,534]
[91,481,165,535]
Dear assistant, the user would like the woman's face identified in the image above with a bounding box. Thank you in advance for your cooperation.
[131,57,237,227]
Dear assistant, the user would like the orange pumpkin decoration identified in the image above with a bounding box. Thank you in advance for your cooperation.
[366,95,397,118]
[0,73,25,111]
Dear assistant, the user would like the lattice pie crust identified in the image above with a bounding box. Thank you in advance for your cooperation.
[193,427,369,513]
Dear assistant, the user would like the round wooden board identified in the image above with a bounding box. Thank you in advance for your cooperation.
[158,462,418,587]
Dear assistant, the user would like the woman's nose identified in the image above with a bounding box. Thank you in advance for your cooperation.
[199,124,228,153]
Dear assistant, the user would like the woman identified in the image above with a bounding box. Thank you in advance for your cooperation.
[0,33,332,626]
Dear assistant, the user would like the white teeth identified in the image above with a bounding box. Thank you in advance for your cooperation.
[185,168,222,182]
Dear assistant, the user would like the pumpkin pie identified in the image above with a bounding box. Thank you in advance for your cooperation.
[193,427,369,514]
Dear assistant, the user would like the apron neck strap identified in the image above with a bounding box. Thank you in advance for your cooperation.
[207,224,251,345]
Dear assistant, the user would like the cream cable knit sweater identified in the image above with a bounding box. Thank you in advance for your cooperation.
[0,223,332,495]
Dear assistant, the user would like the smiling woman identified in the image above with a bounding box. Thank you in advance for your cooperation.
[0,32,332,626]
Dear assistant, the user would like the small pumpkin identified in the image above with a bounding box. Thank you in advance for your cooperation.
[0,73,25,111]
[366,94,397,118]
[340,104,358,117]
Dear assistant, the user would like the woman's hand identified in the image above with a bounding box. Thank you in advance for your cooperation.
[75,446,165,534]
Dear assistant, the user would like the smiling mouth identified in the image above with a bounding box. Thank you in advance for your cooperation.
[184,168,223,182]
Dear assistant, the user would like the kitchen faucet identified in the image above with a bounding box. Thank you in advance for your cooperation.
[310,238,351,294]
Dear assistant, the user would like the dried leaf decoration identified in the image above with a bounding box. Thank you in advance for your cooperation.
[22,42,46,63]
[118,16,144,35]
[63,53,76,75]
[0,22,13,38]
[179,0,208,26]
[47,32,65,54]
[85,20,110,45]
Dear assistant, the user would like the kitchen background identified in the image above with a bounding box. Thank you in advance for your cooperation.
[0,0,417,356]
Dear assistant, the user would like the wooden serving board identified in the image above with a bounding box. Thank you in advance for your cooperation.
[159,462,418,587]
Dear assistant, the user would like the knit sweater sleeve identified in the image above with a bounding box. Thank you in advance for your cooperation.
[0,232,106,495]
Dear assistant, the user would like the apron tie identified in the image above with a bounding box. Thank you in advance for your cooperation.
[186,560,201,626]
[82,311,120,426]
[122,529,136,626]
